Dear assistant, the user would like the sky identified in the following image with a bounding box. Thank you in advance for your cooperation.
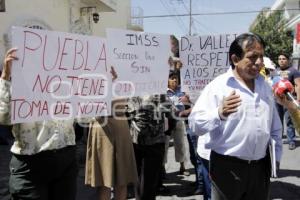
[131,0,275,37]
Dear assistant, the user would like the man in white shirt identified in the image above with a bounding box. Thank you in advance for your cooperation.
[189,33,282,200]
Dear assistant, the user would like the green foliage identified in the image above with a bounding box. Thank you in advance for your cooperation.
[250,10,293,64]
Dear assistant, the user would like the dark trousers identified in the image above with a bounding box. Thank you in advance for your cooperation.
[210,151,270,200]
[276,103,296,143]
[0,125,13,145]
[200,157,211,200]
[133,143,165,200]
[9,146,78,200]
[186,132,203,190]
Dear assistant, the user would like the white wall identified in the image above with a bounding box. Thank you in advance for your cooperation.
[0,0,131,68]
[0,0,70,65]
[92,0,131,37]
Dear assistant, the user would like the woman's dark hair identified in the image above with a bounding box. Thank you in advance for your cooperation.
[170,35,179,57]
[229,33,265,69]
[278,52,290,60]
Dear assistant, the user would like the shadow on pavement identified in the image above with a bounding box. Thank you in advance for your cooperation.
[270,180,300,200]
[294,140,300,149]
[278,169,300,178]
[160,168,200,197]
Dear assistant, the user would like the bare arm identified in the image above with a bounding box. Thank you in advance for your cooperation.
[294,77,300,101]
[275,91,300,133]
[0,48,18,125]
[1,48,18,80]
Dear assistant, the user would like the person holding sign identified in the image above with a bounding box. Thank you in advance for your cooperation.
[0,48,79,200]
[189,33,282,200]
[164,71,189,176]
[126,94,175,200]
[85,68,138,200]
[167,71,205,195]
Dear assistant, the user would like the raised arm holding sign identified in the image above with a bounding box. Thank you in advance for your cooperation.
[107,28,171,98]
[0,27,117,199]
[11,27,112,123]
[0,45,83,200]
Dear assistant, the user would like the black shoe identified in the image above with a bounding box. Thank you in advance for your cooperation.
[283,140,289,144]
[289,142,296,150]
[189,181,196,186]
[193,188,203,195]
[179,167,190,176]
[157,185,170,194]
[186,188,203,196]
[179,166,190,176]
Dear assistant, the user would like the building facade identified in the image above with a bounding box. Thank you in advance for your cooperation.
[250,0,300,69]
[0,0,143,69]
[271,0,300,68]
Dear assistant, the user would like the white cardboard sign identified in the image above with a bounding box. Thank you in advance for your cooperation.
[107,28,171,98]
[11,27,112,123]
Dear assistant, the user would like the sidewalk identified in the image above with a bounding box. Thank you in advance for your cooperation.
[155,136,202,200]
[75,136,300,200]
[1,137,300,200]
[269,138,300,199]
[75,136,201,200]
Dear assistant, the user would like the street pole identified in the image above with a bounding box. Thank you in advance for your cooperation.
[189,0,192,35]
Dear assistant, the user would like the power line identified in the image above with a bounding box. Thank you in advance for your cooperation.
[193,17,217,33]
[159,0,187,33]
[165,0,189,32]
[168,0,192,35]
[189,0,192,35]
[175,0,194,35]
[132,8,300,19]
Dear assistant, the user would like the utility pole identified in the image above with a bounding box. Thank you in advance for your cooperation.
[0,0,5,12]
[189,0,192,35]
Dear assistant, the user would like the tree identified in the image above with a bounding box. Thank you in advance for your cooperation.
[250,10,293,64]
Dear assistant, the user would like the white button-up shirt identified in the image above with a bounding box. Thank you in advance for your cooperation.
[189,69,282,162]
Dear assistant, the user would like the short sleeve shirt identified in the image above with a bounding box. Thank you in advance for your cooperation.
[278,66,300,86]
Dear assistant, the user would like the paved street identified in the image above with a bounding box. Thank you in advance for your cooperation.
[269,138,300,199]
[1,136,300,200]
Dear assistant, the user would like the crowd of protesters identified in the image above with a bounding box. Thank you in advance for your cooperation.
[0,32,299,200]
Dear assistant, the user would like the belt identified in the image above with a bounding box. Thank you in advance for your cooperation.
[211,151,266,165]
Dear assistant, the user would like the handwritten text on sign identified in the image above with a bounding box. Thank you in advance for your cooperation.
[107,29,170,97]
[180,34,237,98]
[11,27,112,123]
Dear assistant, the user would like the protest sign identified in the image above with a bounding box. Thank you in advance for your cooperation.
[180,34,237,101]
[106,28,170,97]
[11,26,111,123]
